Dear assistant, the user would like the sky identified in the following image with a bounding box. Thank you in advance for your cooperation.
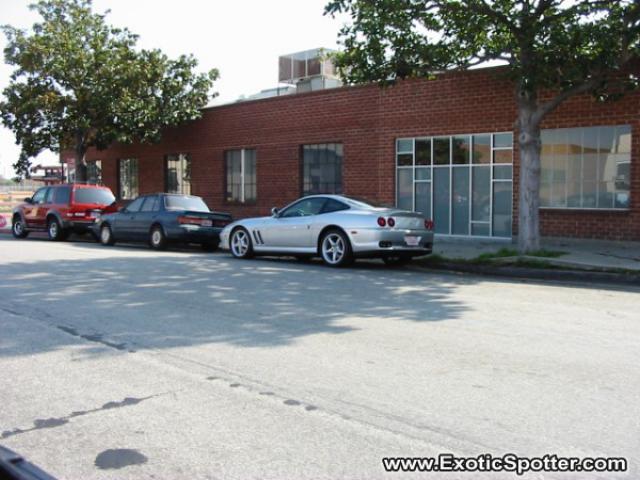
[0,0,347,178]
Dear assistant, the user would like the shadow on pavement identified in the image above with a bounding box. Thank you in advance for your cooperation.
[0,236,472,358]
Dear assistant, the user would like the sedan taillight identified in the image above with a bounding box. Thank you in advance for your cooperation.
[424,219,434,230]
[377,217,386,227]
[387,217,395,227]
[179,216,208,226]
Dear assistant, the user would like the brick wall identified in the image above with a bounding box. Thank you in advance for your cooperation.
[85,66,640,240]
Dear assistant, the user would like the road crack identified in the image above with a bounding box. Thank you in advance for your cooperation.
[1,394,158,439]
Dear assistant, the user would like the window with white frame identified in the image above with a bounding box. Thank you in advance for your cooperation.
[166,153,191,195]
[540,125,631,209]
[225,149,256,203]
[118,158,138,200]
[396,133,513,237]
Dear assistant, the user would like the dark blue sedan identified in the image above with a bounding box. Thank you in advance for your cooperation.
[94,193,232,251]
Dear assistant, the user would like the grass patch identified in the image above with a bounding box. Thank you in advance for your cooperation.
[417,253,557,270]
[473,248,566,262]
[418,248,560,270]
[417,250,639,277]
[526,249,566,258]
[475,248,518,262]
[511,258,559,269]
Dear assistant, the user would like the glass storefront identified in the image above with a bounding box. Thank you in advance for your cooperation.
[540,125,631,209]
[396,133,513,238]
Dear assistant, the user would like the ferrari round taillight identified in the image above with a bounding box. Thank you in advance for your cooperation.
[425,219,434,230]
[377,217,386,227]
[387,217,395,227]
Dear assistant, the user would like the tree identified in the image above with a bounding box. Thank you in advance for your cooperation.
[1,0,218,183]
[325,0,640,252]
[0,174,17,186]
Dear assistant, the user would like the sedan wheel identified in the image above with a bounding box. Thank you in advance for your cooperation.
[100,224,115,246]
[230,228,253,259]
[320,230,353,267]
[149,226,167,250]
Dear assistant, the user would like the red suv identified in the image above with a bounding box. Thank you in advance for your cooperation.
[12,184,118,241]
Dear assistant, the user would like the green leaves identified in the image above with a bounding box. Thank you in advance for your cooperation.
[0,0,218,178]
[325,0,639,102]
[325,0,639,251]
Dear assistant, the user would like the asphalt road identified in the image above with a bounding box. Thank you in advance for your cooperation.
[1,234,639,480]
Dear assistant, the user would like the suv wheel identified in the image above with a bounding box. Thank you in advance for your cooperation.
[149,225,167,250]
[47,217,68,241]
[12,215,29,239]
[100,224,116,246]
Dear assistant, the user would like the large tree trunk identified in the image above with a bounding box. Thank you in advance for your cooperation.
[516,96,542,253]
[74,132,88,183]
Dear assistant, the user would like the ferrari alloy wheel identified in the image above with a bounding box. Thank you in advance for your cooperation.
[320,230,353,267]
[230,228,253,259]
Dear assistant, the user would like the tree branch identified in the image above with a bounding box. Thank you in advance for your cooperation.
[533,0,556,17]
[451,53,512,70]
[432,0,518,34]
[533,77,602,123]
[540,0,611,26]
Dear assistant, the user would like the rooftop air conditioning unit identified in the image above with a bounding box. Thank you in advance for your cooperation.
[278,48,342,92]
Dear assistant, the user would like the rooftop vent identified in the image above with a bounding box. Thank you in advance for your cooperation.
[278,48,342,93]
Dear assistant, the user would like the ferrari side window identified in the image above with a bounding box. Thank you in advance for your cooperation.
[281,198,326,218]
[321,199,349,214]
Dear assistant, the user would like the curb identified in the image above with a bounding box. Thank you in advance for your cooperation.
[413,261,640,286]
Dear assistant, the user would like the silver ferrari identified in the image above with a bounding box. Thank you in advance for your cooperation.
[219,195,434,267]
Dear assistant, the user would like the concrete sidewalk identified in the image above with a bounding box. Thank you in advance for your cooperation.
[434,235,640,272]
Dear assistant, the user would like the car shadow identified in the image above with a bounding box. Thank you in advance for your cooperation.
[3,234,632,360]
[0,235,476,358]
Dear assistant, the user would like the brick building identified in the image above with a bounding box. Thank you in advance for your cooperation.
[68,65,638,241]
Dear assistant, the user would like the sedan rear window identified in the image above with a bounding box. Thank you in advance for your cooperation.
[74,188,116,205]
[164,195,209,212]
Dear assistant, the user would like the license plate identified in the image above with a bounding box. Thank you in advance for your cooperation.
[202,220,213,227]
[404,235,421,246]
